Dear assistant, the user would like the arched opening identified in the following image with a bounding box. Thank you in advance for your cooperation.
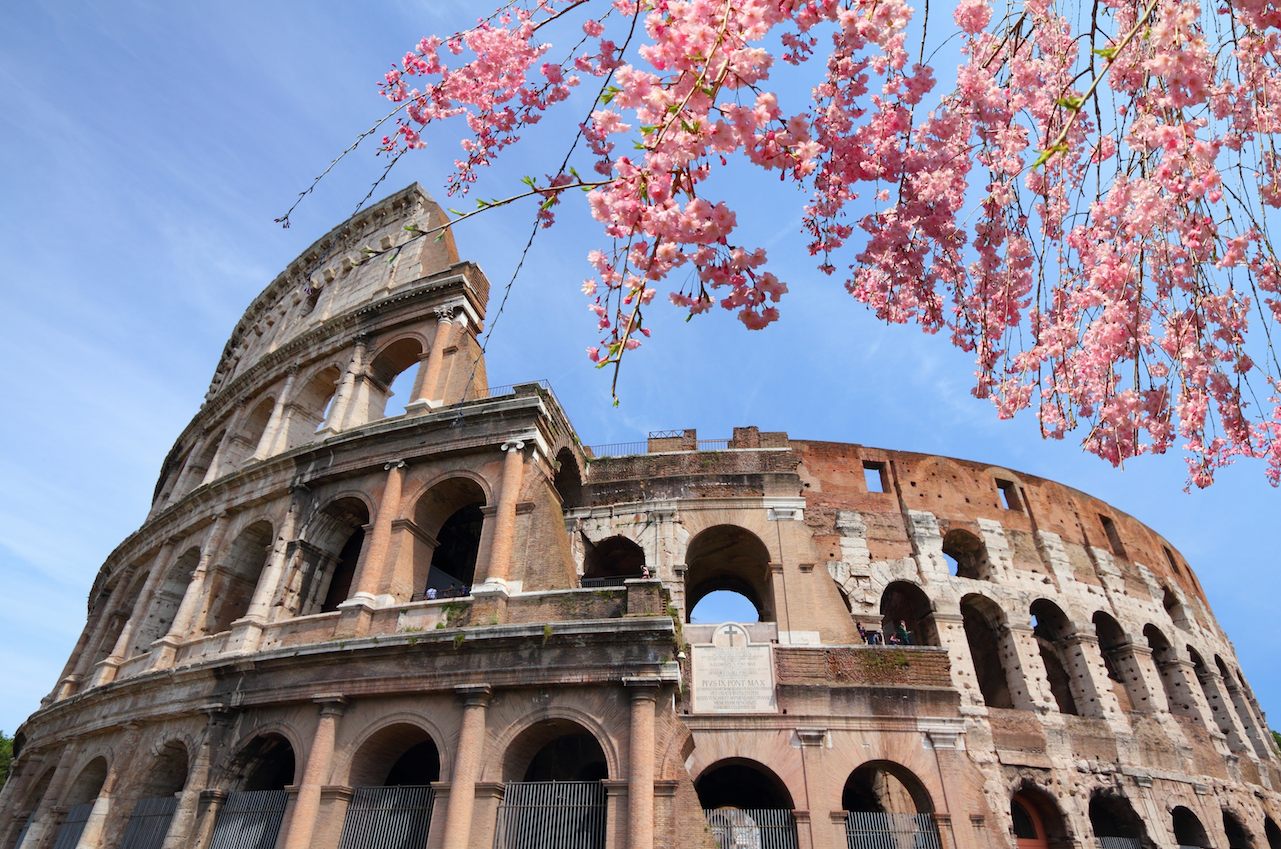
[581,535,645,586]
[553,448,583,510]
[186,428,226,491]
[1218,657,1267,757]
[1030,599,1080,716]
[1224,811,1255,849]
[120,742,190,848]
[202,521,274,636]
[88,572,147,674]
[1144,625,1191,718]
[690,591,760,623]
[942,529,988,579]
[369,338,425,420]
[129,548,202,655]
[12,767,56,847]
[961,594,1015,709]
[413,478,487,597]
[287,498,369,617]
[684,526,773,624]
[288,365,343,443]
[235,397,277,467]
[1263,817,1281,849]
[53,757,109,849]
[209,734,295,849]
[1011,787,1070,849]
[698,759,797,849]
[495,720,608,849]
[841,762,940,849]
[1173,807,1211,849]
[879,581,937,646]
[1089,792,1149,849]
[1163,586,1192,630]
[339,725,441,849]
[1094,612,1139,712]
[1188,647,1239,745]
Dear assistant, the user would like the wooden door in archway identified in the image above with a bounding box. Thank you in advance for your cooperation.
[1012,795,1049,849]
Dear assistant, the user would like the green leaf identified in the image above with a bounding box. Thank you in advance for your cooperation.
[1056,95,1084,110]
[1092,47,1117,60]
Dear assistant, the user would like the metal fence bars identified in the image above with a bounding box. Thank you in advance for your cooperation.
[49,802,95,849]
[119,796,179,849]
[207,790,289,849]
[844,812,943,849]
[1097,838,1144,849]
[12,812,34,849]
[337,785,436,849]
[493,781,607,849]
[704,807,800,849]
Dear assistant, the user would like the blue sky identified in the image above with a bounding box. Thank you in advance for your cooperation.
[0,2,1276,737]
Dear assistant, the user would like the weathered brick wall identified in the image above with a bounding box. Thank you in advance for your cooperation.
[775,646,953,688]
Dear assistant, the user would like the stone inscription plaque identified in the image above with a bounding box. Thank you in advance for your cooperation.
[692,623,776,713]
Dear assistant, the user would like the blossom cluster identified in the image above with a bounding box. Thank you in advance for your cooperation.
[379,0,1281,486]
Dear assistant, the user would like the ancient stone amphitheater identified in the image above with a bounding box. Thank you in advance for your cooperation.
[3,184,1278,849]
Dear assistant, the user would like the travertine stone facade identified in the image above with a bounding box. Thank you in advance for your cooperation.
[2,184,1277,849]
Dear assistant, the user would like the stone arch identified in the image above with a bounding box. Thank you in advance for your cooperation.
[136,739,191,799]
[1216,656,1265,754]
[960,593,1015,709]
[488,707,622,785]
[1030,599,1080,715]
[1011,783,1071,849]
[87,569,148,673]
[553,447,584,510]
[337,712,451,785]
[1163,585,1192,631]
[184,428,226,492]
[1223,809,1255,849]
[128,547,202,656]
[21,764,57,813]
[64,756,109,807]
[1089,791,1151,847]
[286,363,345,446]
[1144,624,1190,717]
[222,732,297,792]
[684,525,774,623]
[582,535,646,584]
[1173,806,1211,849]
[942,528,989,579]
[878,581,937,646]
[501,718,610,783]
[347,722,441,787]
[842,760,935,814]
[1188,646,1240,745]
[412,476,489,593]
[1093,611,1142,712]
[697,758,795,810]
[290,496,371,616]
[234,396,277,467]
[367,336,426,420]
[202,520,275,636]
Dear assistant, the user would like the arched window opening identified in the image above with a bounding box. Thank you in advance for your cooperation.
[289,365,342,443]
[1173,807,1211,849]
[412,478,487,598]
[369,338,425,421]
[879,581,938,646]
[1011,786,1070,849]
[1224,812,1255,849]
[582,535,645,586]
[88,572,146,675]
[121,742,190,847]
[209,735,295,849]
[1093,612,1140,712]
[153,445,190,508]
[698,759,798,849]
[1144,625,1191,718]
[961,595,1015,709]
[1031,600,1079,716]
[842,762,941,849]
[684,525,773,624]
[690,591,760,623]
[1189,647,1242,747]
[203,521,274,636]
[129,548,202,656]
[1217,657,1266,757]
[290,498,369,617]
[495,720,608,849]
[339,725,441,849]
[943,529,988,579]
[1263,817,1281,849]
[553,448,583,510]
[52,757,109,849]
[234,397,277,468]
[1164,586,1191,630]
[1089,793,1149,849]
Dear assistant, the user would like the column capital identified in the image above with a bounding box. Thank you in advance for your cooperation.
[434,304,459,323]
[457,684,493,707]
[314,693,348,716]
[501,439,526,454]
[623,676,662,700]
[384,459,407,472]
[796,728,828,747]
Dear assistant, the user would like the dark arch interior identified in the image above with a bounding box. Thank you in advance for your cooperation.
[1090,794,1146,840]
[430,503,484,588]
[583,536,645,580]
[65,758,108,807]
[1093,611,1135,711]
[1224,811,1254,849]
[503,720,608,783]
[1174,807,1210,849]
[842,762,933,814]
[206,521,275,635]
[685,526,772,623]
[1012,787,1070,847]
[139,743,190,799]
[237,734,296,792]
[322,527,365,613]
[553,449,583,510]
[349,725,441,787]
[1264,816,1281,849]
[879,582,935,646]
[385,741,441,786]
[698,761,793,810]
[942,529,987,579]
[961,596,1014,709]
[1031,600,1079,716]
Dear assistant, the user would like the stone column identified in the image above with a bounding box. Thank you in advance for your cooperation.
[1003,624,1057,713]
[1062,632,1127,726]
[282,696,347,849]
[1223,673,1271,759]
[1196,667,1250,752]
[91,540,180,686]
[229,496,303,654]
[72,722,145,849]
[351,461,405,601]
[252,368,298,461]
[161,708,232,849]
[57,579,133,699]
[441,685,492,849]
[769,564,791,634]
[796,729,833,849]
[476,441,525,589]
[19,744,80,849]
[151,514,232,669]
[625,678,660,849]
[1118,641,1169,713]
[320,337,367,435]
[406,307,459,413]
[200,420,243,486]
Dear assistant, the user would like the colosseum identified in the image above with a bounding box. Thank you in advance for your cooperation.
[2,183,1278,849]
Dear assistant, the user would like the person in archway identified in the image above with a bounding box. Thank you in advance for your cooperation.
[897,620,913,645]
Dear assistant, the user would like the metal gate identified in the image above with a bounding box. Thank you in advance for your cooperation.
[704,807,799,849]
[493,781,606,849]
[207,790,289,849]
[844,812,942,849]
[1097,838,1143,849]
[337,785,436,849]
[120,796,179,849]
[50,802,94,849]
[12,812,34,849]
